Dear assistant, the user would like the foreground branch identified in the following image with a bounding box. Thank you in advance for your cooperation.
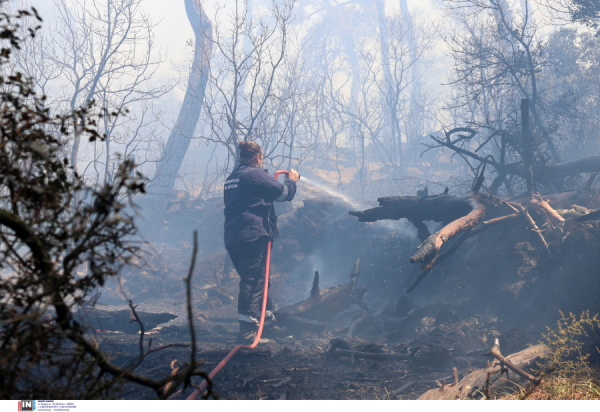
[483,339,537,382]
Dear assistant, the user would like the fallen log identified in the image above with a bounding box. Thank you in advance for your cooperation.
[350,193,486,269]
[417,343,549,400]
[75,307,178,334]
[274,258,368,323]
[483,338,537,382]
[575,209,600,222]
[349,194,474,225]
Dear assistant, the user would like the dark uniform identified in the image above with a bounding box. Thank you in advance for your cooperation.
[224,164,296,327]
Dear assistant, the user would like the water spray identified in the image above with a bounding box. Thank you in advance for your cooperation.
[300,176,363,209]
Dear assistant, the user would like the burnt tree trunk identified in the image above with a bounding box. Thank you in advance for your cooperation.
[275,259,368,324]
[522,99,534,197]
[140,0,212,225]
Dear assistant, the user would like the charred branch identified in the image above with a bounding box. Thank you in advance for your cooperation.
[483,339,537,382]
[349,195,474,225]
[526,197,565,227]
[517,204,551,258]
[409,193,486,266]
[426,128,600,190]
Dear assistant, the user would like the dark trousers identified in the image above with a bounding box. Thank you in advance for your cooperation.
[226,236,273,320]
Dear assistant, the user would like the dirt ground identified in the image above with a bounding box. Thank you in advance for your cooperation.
[92,270,517,400]
[88,189,600,400]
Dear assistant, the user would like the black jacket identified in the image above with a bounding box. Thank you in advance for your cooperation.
[224,164,296,246]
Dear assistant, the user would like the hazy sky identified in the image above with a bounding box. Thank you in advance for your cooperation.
[25,0,433,78]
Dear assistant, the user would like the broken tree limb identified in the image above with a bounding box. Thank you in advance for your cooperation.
[427,127,600,183]
[575,209,600,222]
[410,193,486,266]
[406,210,521,294]
[483,339,537,382]
[527,197,565,226]
[127,301,189,371]
[472,160,487,192]
[418,344,549,400]
[517,204,551,258]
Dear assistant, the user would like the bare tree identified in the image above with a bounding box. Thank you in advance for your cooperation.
[442,0,560,171]
[198,0,296,170]
[51,0,170,174]
[144,0,212,198]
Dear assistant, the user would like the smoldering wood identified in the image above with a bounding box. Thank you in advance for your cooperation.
[518,204,551,258]
[274,315,326,333]
[350,193,487,293]
[409,219,431,243]
[274,258,368,324]
[405,209,522,293]
[310,271,320,298]
[575,209,600,222]
[526,197,565,226]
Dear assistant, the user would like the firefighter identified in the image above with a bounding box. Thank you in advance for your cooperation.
[224,141,299,343]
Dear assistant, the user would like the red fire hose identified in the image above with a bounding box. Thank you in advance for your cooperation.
[187,170,289,400]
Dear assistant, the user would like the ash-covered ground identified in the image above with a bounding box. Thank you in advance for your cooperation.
[88,187,600,400]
